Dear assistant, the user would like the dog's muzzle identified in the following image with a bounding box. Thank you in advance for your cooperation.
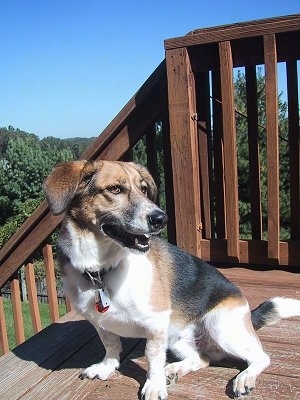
[102,209,168,253]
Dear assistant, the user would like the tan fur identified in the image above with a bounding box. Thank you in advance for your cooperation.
[148,247,172,312]
[213,295,248,310]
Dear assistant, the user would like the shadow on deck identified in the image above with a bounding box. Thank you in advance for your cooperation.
[0,267,299,400]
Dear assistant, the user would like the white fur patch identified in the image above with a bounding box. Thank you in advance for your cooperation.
[271,297,300,319]
[203,303,263,360]
[59,220,124,271]
[204,302,270,397]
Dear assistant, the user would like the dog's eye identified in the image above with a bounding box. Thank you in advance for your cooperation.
[108,185,123,195]
[141,185,148,195]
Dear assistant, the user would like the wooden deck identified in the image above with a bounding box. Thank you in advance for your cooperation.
[0,267,299,400]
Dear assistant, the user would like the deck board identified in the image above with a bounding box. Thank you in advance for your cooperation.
[0,267,299,400]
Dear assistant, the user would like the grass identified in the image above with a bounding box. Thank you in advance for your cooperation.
[2,299,67,352]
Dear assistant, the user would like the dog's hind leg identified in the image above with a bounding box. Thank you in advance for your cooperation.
[205,302,270,398]
[231,348,270,398]
[80,328,122,380]
[165,325,209,385]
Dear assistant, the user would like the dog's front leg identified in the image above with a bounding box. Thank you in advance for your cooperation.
[141,331,168,400]
[80,328,122,380]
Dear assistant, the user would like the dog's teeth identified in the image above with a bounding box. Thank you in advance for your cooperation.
[144,234,150,238]
[135,237,139,246]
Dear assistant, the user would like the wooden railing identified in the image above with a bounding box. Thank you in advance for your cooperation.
[165,13,300,265]
[1,14,300,355]
[0,61,173,354]
[0,244,72,354]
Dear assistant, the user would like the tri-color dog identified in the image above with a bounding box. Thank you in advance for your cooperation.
[43,160,300,400]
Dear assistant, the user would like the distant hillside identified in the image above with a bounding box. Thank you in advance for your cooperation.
[0,126,95,159]
[0,126,96,245]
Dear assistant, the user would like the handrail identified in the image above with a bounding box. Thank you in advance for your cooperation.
[165,13,300,49]
[0,201,49,266]
[0,61,167,289]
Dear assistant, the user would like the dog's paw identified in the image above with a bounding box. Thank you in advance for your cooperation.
[80,358,119,380]
[165,354,208,385]
[233,370,255,398]
[164,365,179,386]
[141,378,168,400]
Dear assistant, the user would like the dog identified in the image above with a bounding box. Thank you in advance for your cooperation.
[43,160,300,400]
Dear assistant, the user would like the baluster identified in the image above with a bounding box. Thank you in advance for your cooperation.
[10,274,25,345]
[25,263,42,333]
[43,245,59,323]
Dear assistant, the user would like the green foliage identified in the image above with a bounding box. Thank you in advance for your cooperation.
[0,196,44,248]
[41,136,94,159]
[0,126,94,248]
[234,69,290,239]
[132,136,147,165]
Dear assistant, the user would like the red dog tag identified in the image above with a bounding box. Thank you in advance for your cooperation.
[95,288,110,313]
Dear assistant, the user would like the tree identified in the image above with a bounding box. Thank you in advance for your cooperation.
[0,127,96,248]
[0,135,73,223]
[234,69,290,239]
[0,128,83,247]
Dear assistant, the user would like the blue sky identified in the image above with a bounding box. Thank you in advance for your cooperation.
[1,1,299,139]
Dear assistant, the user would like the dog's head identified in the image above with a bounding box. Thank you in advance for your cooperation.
[43,160,167,253]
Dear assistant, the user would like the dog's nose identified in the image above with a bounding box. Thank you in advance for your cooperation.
[148,209,168,231]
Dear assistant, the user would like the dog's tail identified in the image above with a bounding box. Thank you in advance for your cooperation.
[251,297,300,330]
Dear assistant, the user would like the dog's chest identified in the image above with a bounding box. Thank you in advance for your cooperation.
[81,254,169,337]
[106,255,154,314]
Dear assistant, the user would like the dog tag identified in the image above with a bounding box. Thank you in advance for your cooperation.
[95,288,110,313]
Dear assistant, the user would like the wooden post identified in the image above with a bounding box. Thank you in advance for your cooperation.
[219,41,240,259]
[159,68,177,245]
[245,65,262,240]
[211,70,226,239]
[264,34,279,262]
[65,297,73,313]
[166,47,202,257]
[43,245,60,323]
[25,263,42,333]
[196,71,212,239]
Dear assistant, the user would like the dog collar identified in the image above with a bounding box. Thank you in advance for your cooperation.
[83,270,107,289]
[83,269,111,313]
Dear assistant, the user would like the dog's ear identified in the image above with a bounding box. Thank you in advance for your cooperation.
[43,161,88,215]
[129,163,158,202]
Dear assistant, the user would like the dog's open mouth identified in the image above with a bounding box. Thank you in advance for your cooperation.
[102,224,150,252]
